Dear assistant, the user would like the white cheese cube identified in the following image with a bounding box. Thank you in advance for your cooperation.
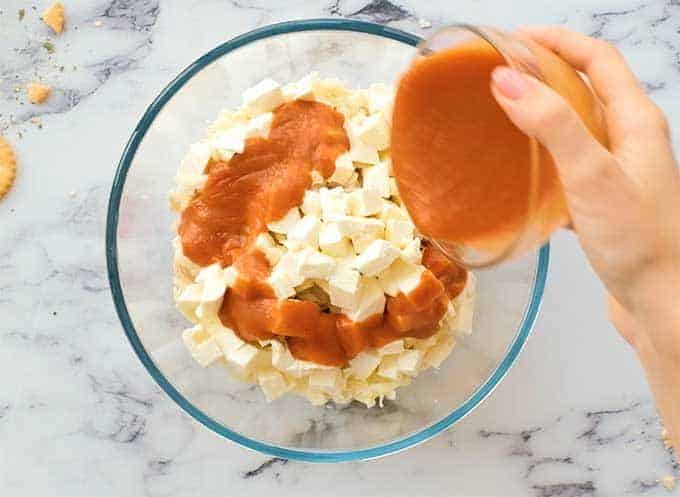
[301,190,322,217]
[309,368,340,390]
[368,83,395,121]
[245,112,273,138]
[311,170,325,186]
[345,172,360,189]
[226,343,260,368]
[328,153,355,185]
[282,72,317,101]
[377,355,399,380]
[348,139,380,165]
[258,368,289,401]
[182,325,222,367]
[379,199,409,222]
[319,187,349,221]
[346,277,385,322]
[362,162,391,198]
[176,283,203,319]
[385,219,415,248]
[328,268,361,310]
[334,216,384,238]
[319,223,352,257]
[377,339,404,356]
[268,251,304,298]
[347,188,382,216]
[211,126,247,161]
[348,351,380,380]
[242,78,284,113]
[400,238,422,265]
[263,246,285,266]
[214,330,246,355]
[179,142,211,175]
[353,239,399,276]
[297,249,336,279]
[354,113,390,150]
[397,349,422,374]
[377,259,424,297]
[424,336,457,368]
[267,207,301,234]
[455,298,475,336]
[254,232,276,250]
[288,215,321,249]
[270,340,295,371]
[171,173,208,210]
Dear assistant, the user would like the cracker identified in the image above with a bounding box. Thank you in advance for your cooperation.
[42,2,65,34]
[0,137,17,200]
[27,82,51,104]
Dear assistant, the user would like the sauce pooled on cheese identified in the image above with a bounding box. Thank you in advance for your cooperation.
[179,100,466,366]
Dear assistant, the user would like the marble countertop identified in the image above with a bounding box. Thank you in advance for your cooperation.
[1,0,679,496]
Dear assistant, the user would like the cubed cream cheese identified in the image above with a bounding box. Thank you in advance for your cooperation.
[362,162,391,198]
[353,239,399,276]
[385,219,415,248]
[328,153,355,185]
[347,188,382,216]
[282,72,317,101]
[267,207,301,234]
[182,325,223,367]
[319,187,349,221]
[242,78,285,113]
[179,142,211,175]
[301,190,322,217]
[348,350,380,380]
[288,215,321,249]
[354,113,390,150]
[400,238,423,265]
[211,125,247,161]
[345,276,385,322]
[297,249,336,279]
[328,267,361,309]
[377,259,424,297]
[258,368,289,401]
[245,112,273,138]
[318,222,353,257]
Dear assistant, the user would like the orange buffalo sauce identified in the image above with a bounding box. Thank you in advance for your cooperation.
[179,100,467,367]
[392,37,607,257]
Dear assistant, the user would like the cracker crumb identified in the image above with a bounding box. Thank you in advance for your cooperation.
[27,82,51,104]
[661,476,676,492]
[68,190,77,198]
[94,19,102,27]
[18,8,25,21]
[662,428,674,450]
[42,2,65,34]
[418,18,432,29]
[0,136,18,200]
[42,41,56,53]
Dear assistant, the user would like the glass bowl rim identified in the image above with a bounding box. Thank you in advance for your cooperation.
[105,17,550,463]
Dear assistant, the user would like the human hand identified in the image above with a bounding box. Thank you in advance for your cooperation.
[489,26,680,450]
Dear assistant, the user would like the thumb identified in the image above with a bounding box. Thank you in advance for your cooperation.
[490,66,611,195]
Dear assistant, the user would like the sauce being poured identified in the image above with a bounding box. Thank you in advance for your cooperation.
[179,100,467,366]
[391,37,607,257]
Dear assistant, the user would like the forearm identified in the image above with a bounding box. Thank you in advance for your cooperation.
[628,274,680,453]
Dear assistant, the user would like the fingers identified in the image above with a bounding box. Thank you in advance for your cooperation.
[518,26,671,149]
[517,26,646,106]
[490,66,615,196]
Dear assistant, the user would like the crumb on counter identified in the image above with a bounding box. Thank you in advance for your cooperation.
[661,476,676,492]
[418,18,432,29]
[27,82,51,104]
[42,1,65,34]
[18,8,25,21]
[94,19,102,27]
[0,136,18,200]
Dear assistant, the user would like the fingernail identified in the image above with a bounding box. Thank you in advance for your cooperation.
[491,66,532,100]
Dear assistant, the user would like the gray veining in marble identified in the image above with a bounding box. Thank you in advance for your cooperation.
[1,0,679,496]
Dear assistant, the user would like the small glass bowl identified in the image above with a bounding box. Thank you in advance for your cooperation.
[414,24,606,268]
[106,19,549,462]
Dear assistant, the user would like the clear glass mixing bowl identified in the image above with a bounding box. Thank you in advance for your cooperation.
[106,19,549,462]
